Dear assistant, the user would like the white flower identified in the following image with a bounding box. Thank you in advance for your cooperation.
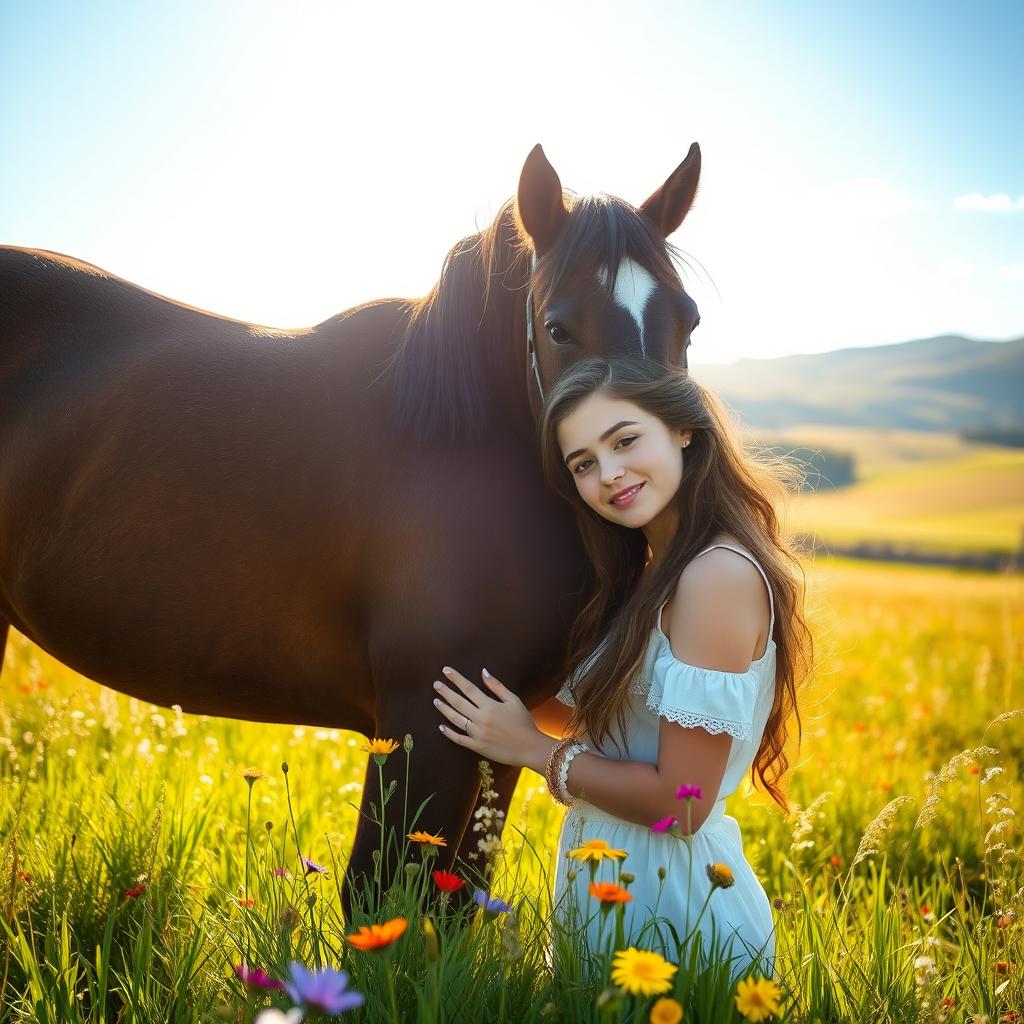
[254,1009,303,1024]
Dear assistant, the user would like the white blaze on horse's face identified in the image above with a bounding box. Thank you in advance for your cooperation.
[596,259,658,356]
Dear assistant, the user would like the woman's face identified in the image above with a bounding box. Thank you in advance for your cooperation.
[556,392,691,530]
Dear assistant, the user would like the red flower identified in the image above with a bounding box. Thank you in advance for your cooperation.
[432,870,465,893]
[829,855,842,868]
[237,897,255,908]
[995,960,1011,975]
[124,884,146,899]
[941,997,955,1008]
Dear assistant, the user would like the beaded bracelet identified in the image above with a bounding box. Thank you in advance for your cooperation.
[543,738,575,801]
[551,741,590,806]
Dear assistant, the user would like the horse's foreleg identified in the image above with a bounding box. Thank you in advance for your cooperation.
[341,716,483,919]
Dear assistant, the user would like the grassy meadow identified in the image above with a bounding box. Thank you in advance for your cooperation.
[1,555,1022,1023]
[769,427,1024,557]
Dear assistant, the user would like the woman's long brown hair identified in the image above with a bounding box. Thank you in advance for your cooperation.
[540,357,815,812]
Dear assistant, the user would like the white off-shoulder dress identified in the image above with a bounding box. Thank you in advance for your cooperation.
[553,543,777,979]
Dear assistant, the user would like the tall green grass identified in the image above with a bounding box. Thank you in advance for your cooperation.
[1,557,1021,1022]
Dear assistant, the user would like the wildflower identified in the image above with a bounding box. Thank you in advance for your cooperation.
[772,898,785,910]
[651,816,678,833]
[346,917,408,952]
[16,871,32,884]
[996,913,1014,928]
[676,784,702,800]
[242,767,267,786]
[995,960,1011,975]
[361,737,399,765]
[236,897,255,908]
[124,884,146,899]
[609,947,677,997]
[706,863,735,890]
[254,1010,303,1024]
[589,882,633,905]
[302,856,329,877]
[407,831,447,847]
[473,889,513,918]
[734,976,782,1021]
[1000,1012,1018,1023]
[282,962,365,1013]
[920,903,935,923]
[620,871,635,886]
[649,997,685,1024]
[274,867,292,878]
[829,855,842,869]
[233,963,283,990]
[914,956,937,983]
[432,870,465,893]
[568,838,628,863]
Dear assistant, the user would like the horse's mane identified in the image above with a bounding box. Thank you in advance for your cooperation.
[385,194,685,440]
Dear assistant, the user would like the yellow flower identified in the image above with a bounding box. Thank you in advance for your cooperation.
[241,767,266,787]
[361,738,400,755]
[568,838,628,863]
[706,862,735,889]
[734,976,782,1022]
[407,831,447,847]
[610,947,677,997]
[649,996,684,1023]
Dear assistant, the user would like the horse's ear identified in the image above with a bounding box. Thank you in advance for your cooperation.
[639,142,702,238]
[516,144,569,256]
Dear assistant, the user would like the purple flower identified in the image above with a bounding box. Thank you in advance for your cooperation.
[651,816,678,833]
[233,962,283,991]
[283,962,364,1015]
[473,888,513,916]
[676,784,702,801]
[302,856,329,877]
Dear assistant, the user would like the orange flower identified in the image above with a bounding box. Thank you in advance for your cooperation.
[124,884,146,899]
[995,960,1011,975]
[829,855,842,869]
[407,831,446,847]
[347,917,408,951]
[236,897,255,908]
[589,882,633,905]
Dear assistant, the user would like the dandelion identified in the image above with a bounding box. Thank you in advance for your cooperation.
[233,963,283,990]
[676,784,702,800]
[282,962,364,1013]
[302,856,329,877]
[568,838,628,863]
[609,947,677,997]
[346,917,409,952]
[914,955,937,984]
[589,882,633,905]
[407,831,447,847]
[706,863,735,889]
[432,870,465,892]
[242,767,267,786]
[649,997,685,1024]
[734,976,782,1021]
[473,889,513,918]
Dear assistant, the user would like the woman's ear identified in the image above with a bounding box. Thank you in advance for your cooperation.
[680,430,693,448]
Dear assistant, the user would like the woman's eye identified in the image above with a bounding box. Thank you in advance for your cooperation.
[547,322,572,345]
[616,435,638,449]
[572,459,593,475]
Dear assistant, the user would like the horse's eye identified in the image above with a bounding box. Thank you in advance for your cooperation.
[546,322,572,345]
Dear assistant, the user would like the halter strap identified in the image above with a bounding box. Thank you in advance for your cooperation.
[525,251,543,401]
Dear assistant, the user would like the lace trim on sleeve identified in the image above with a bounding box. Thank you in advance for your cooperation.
[647,700,753,742]
[555,680,575,707]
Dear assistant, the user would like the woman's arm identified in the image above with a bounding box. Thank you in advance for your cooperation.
[434,551,769,833]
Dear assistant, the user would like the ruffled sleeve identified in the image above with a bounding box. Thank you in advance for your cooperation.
[646,642,760,742]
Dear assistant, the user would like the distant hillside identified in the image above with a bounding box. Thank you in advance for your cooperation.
[690,334,1024,433]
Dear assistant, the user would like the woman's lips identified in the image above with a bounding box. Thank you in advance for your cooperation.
[610,483,644,507]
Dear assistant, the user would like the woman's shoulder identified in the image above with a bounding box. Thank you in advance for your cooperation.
[679,534,762,587]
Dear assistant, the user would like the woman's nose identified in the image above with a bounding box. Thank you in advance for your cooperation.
[600,459,625,485]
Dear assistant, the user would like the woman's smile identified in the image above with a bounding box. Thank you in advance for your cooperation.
[610,482,645,507]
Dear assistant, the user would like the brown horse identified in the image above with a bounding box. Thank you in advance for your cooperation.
[0,143,702,901]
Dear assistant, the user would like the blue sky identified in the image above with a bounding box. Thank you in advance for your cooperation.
[1,0,1021,363]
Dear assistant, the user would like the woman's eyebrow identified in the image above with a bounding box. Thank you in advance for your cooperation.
[562,420,639,466]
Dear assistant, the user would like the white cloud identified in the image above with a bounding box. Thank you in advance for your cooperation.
[954,192,1024,212]
[937,259,974,281]
[999,264,1024,280]
[810,178,924,218]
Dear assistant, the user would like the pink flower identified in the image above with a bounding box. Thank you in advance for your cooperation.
[651,816,677,833]
[676,784,702,800]
[234,963,283,991]
[273,867,292,878]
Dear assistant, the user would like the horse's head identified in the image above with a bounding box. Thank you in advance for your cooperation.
[516,144,702,406]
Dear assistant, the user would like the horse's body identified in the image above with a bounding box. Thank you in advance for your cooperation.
[0,144,702,898]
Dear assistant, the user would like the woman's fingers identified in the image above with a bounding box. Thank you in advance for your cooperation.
[440,666,485,703]
[432,678,478,719]
[434,695,472,730]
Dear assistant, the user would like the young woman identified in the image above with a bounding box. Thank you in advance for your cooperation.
[432,356,813,978]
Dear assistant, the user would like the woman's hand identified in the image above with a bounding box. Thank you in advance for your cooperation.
[433,666,554,771]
